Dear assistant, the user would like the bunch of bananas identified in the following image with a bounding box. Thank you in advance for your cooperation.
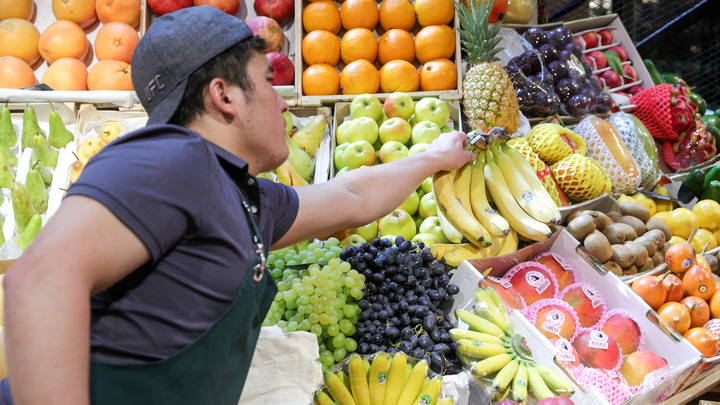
[430,130,560,266]
[452,286,574,404]
[315,353,454,405]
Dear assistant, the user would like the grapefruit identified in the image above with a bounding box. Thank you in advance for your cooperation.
[41,57,88,90]
[38,20,88,63]
[87,60,133,90]
[0,56,37,88]
[0,0,34,20]
[0,18,41,65]
[94,21,138,63]
[52,0,97,28]
[96,0,141,27]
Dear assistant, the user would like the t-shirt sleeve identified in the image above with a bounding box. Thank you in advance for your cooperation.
[258,178,299,245]
[66,134,211,263]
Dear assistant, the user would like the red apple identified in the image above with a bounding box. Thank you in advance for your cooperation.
[193,0,240,15]
[609,46,628,62]
[582,32,599,49]
[600,70,622,88]
[246,16,286,53]
[148,0,193,16]
[622,65,638,83]
[627,85,644,96]
[254,0,295,27]
[266,52,293,85]
[582,54,594,69]
[593,75,604,88]
[597,29,613,46]
[620,350,668,386]
[589,50,607,69]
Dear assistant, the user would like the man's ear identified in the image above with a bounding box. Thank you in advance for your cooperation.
[207,78,238,118]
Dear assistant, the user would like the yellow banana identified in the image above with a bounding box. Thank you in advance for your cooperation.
[453,162,474,214]
[338,371,351,391]
[315,390,335,405]
[484,150,553,242]
[413,376,443,405]
[487,231,507,257]
[484,287,509,318]
[383,353,407,405]
[443,243,490,267]
[433,170,489,247]
[497,228,518,256]
[512,362,529,405]
[501,142,561,222]
[470,352,514,379]
[492,358,519,391]
[470,150,511,237]
[534,364,575,396]
[396,360,429,405]
[434,189,464,244]
[428,243,463,261]
[419,378,431,396]
[364,359,371,379]
[456,309,505,337]
[403,363,413,385]
[368,353,389,405]
[527,363,554,401]
[348,355,371,405]
[474,288,510,333]
[456,339,510,359]
[448,328,506,345]
[455,351,474,367]
[326,372,358,405]
[436,397,454,405]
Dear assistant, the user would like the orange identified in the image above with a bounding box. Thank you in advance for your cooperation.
[0,0,34,20]
[41,57,88,90]
[377,29,414,65]
[379,60,418,93]
[38,20,88,63]
[340,28,377,64]
[419,58,456,91]
[87,60,133,90]
[96,0,142,27]
[303,1,341,34]
[415,24,455,64]
[53,0,97,28]
[378,0,415,31]
[684,265,717,301]
[0,56,37,88]
[302,30,340,66]
[414,0,453,26]
[94,21,139,64]
[711,289,720,319]
[340,0,378,30]
[0,18,41,65]
[302,64,340,95]
[340,59,379,94]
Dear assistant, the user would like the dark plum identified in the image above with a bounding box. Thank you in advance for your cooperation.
[556,78,581,102]
[523,27,549,48]
[548,26,573,48]
[564,41,583,58]
[520,50,541,75]
[547,60,568,82]
[516,89,532,107]
[537,44,559,63]
[567,94,591,116]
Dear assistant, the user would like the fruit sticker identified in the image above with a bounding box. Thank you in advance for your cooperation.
[582,286,603,309]
[471,340,484,348]
[488,276,513,289]
[485,207,498,215]
[682,258,693,269]
[554,338,576,363]
[521,190,534,203]
[699,285,708,294]
[541,309,565,336]
[526,271,550,294]
[588,330,609,349]
[517,378,527,388]
[377,371,387,384]
[554,254,573,271]
[418,395,432,405]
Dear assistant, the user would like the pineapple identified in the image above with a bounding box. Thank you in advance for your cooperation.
[456,0,519,133]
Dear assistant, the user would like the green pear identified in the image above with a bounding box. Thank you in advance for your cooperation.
[48,110,74,149]
[12,181,37,235]
[291,116,326,158]
[31,134,59,169]
[0,104,17,148]
[0,215,5,246]
[0,152,16,189]
[32,161,53,188]
[26,168,48,214]
[0,139,17,168]
[22,106,45,150]
[284,133,314,183]
[15,214,41,251]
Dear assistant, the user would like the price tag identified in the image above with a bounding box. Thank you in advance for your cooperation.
[589,330,609,349]
[489,276,513,289]
[582,286,603,309]
[541,309,565,336]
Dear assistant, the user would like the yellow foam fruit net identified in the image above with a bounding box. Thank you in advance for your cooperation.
[607,112,661,190]
[507,138,565,207]
[550,154,611,202]
[526,123,587,166]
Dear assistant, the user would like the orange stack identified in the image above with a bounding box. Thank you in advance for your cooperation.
[300,0,457,96]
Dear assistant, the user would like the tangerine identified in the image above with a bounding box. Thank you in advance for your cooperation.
[94,21,139,64]
[682,295,711,328]
[657,302,691,334]
[302,64,340,95]
[340,0,378,30]
[87,60,133,90]
[38,20,88,63]
[684,327,719,358]
[302,1,341,34]
[0,0,34,20]
[419,58,456,91]
[377,29,414,65]
[414,0,453,26]
[41,57,88,90]
[52,0,97,28]
[96,0,141,27]
[302,30,341,66]
[683,265,717,301]
[379,60,418,93]
[340,28,377,64]
[665,241,696,273]
[340,59,379,94]
[378,0,415,31]
[0,56,36,88]
[414,24,455,64]
[0,18,40,65]
[631,275,666,310]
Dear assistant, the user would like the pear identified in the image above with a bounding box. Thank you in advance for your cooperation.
[0,139,18,167]
[15,214,41,251]
[276,160,310,186]
[70,159,86,183]
[282,111,293,135]
[21,106,45,150]
[26,168,48,214]
[99,121,122,144]
[33,161,53,188]
[48,109,74,149]
[284,134,314,183]
[0,103,17,148]
[12,181,37,235]
[77,138,103,161]
[0,152,15,189]
[291,116,326,158]
[31,134,59,169]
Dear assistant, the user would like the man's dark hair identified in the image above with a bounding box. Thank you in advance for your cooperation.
[169,36,267,127]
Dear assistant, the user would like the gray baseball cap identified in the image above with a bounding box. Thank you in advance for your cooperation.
[131,6,254,125]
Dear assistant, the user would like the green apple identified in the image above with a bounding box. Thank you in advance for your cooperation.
[421,176,433,194]
[340,234,367,249]
[350,94,383,121]
[383,92,415,120]
[399,190,419,216]
[345,117,379,144]
[418,192,437,219]
[334,143,348,170]
[351,221,378,242]
[412,232,441,247]
[441,125,453,133]
[414,97,450,128]
[416,189,426,201]
[408,115,417,128]
[336,121,350,144]
[336,166,351,176]
[419,216,450,243]
[378,208,416,240]
[414,216,424,230]
[343,140,376,169]
[408,143,430,155]
[378,117,412,144]
[283,111,293,135]
[412,121,441,145]
[377,111,388,127]
[378,141,409,164]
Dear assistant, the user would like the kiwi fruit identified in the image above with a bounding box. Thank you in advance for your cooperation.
[604,261,623,276]
[606,211,622,222]
[652,251,664,267]
[584,211,613,231]
[619,216,646,237]
[638,257,655,273]
[634,235,657,256]
[660,242,670,256]
[566,210,588,223]
[602,223,638,244]
[567,215,596,241]
[624,240,649,267]
[621,202,651,222]
[704,254,719,275]
[622,264,638,275]
[645,229,667,247]
[584,232,613,263]
[645,218,672,242]
[611,244,636,268]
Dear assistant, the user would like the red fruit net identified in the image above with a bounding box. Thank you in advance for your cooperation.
[629,84,676,140]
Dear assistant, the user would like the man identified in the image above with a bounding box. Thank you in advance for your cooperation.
[2,6,475,405]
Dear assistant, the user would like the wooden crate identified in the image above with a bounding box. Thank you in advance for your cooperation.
[294,0,463,106]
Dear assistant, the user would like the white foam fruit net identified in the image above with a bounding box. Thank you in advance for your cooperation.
[607,112,661,190]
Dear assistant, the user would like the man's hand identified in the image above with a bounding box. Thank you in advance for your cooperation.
[423,131,477,173]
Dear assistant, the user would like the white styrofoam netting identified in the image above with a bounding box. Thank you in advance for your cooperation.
[607,112,661,190]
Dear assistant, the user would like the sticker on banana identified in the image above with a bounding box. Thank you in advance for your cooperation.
[511,362,529,404]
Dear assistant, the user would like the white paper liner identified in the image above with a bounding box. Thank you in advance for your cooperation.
[559,282,607,329]
[501,261,560,306]
[522,298,581,342]
[597,308,646,356]
[533,252,579,291]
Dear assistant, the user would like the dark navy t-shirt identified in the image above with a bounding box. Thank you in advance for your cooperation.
[0,124,299,403]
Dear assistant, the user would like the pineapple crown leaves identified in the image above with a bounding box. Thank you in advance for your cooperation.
[453,0,504,65]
